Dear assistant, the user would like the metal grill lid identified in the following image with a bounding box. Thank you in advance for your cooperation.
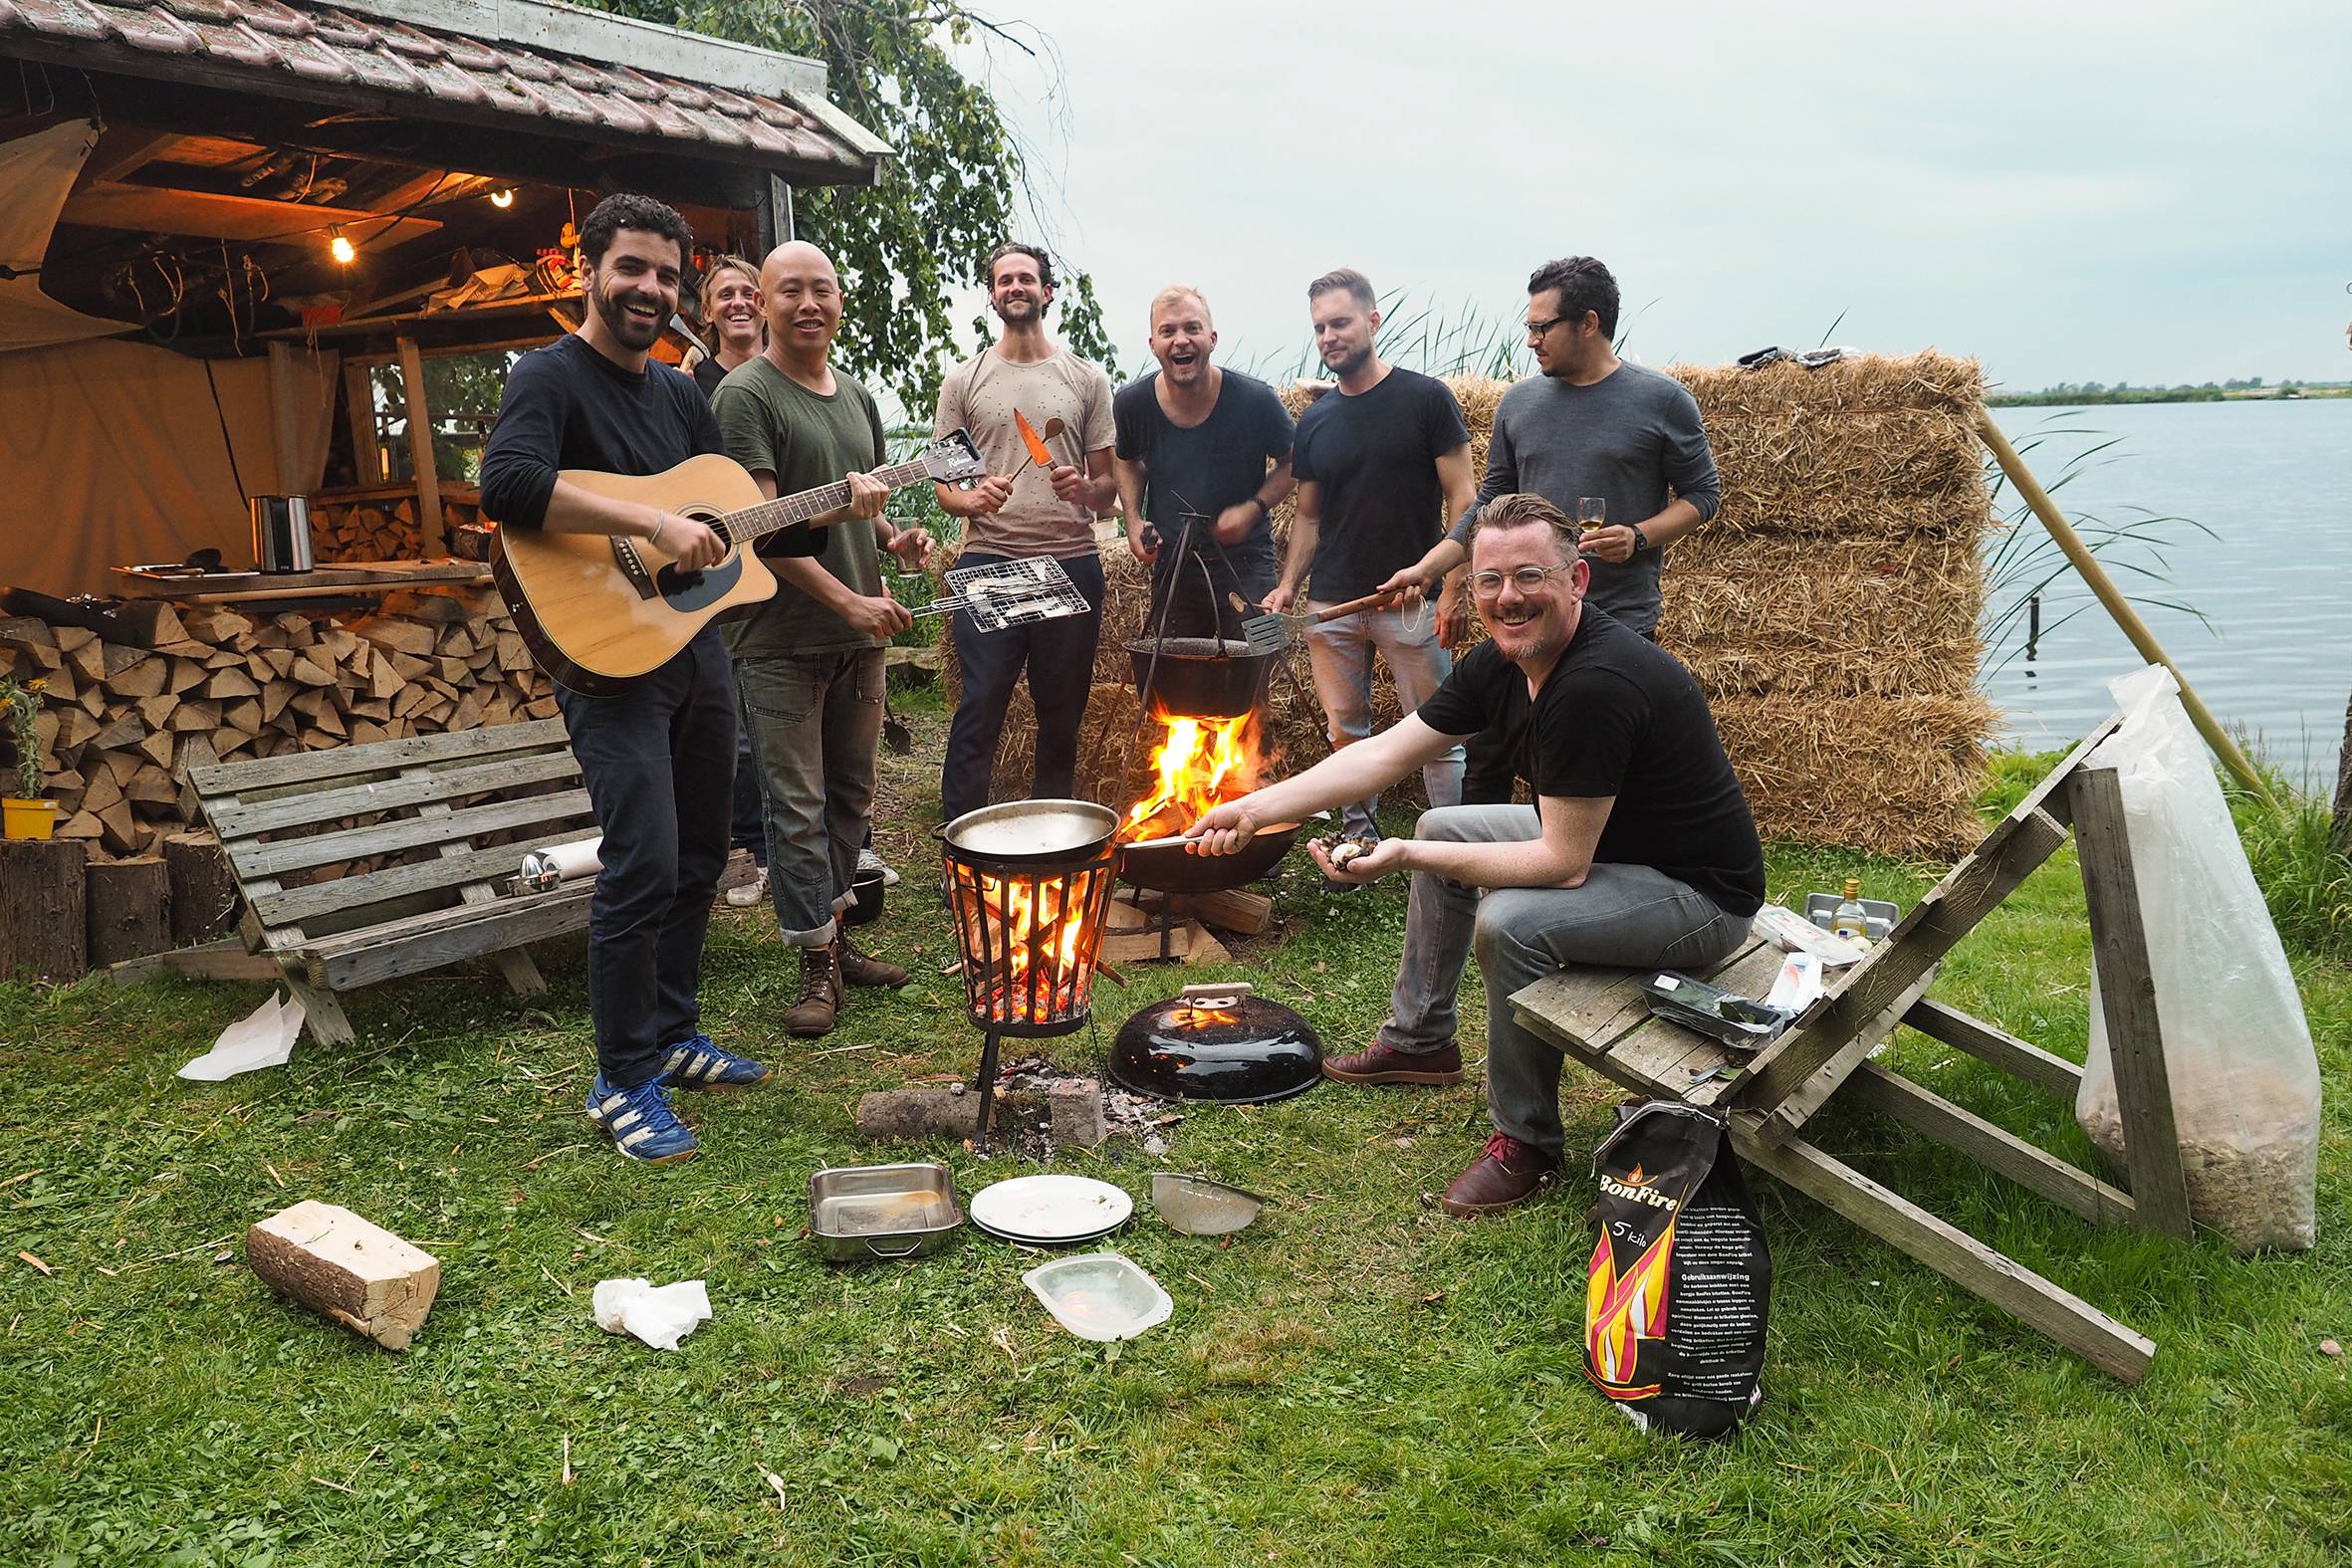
[1109,984,1322,1104]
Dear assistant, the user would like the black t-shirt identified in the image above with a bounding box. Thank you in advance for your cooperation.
[479,333,724,530]
[1112,369,1294,586]
[1416,609,1765,915]
[1290,368,1470,601]
[691,354,727,400]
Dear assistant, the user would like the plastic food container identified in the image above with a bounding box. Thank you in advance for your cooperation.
[807,1163,963,1262]
[1021,1251,1173,1341]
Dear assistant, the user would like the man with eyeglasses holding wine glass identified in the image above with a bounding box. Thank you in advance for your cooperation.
[1187,493,1764,1216]
[1376,256,1722,804]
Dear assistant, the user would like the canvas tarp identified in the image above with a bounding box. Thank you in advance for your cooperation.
[0,336,337,597]
[0,119,136,354]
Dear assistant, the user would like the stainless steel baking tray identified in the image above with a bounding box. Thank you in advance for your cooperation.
[808,1163,963,1262]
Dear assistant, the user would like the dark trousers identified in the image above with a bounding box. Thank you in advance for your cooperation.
[554,628,737,1089]
[942,551,1106,821]
[729,710,766,867]
[1149,552,1276,641]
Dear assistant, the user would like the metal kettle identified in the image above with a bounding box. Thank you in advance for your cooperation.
[251,495,315,573]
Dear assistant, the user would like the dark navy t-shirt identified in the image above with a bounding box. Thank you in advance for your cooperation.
[1416,608,1764,916]
[1290,367,1469,601]
[1112,369,1294,588]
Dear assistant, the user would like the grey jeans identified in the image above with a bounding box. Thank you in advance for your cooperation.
[734,646,886,948]
[1302,599,1464,838]
[1379,804,1750,1158]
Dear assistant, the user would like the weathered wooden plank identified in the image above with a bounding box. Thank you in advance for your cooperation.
[1904,999,2082,1097]
[249,825,591,928]
[409,773,548,1000]
[1751,965,1941,1146]
[1727,1110,2154,1383]
[226,790,596,879]
[2070,764,2194,1242]
[206,750,580,839]
[1840,1062,2137,1228]
[187,717,569,794]
[314,886,594,991]
[1505,964,1650,1052]
[1739,806,2069,1114]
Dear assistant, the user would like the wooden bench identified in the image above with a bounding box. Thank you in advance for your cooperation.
[187,718,605,1046]
[1510,711,2182,1384]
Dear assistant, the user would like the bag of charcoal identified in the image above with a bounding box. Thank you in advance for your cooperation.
[1583,1101,1771,1438]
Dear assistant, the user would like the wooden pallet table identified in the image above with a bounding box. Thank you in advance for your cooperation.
[1509,710,2185,1384]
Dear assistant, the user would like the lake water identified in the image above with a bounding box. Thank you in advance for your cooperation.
[1980,399,2352,793]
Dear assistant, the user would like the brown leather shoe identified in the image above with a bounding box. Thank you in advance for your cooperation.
[1441,1132,1559,1216]
[1321,1038,1464,1086]
[835,934,907,989]
[781,945,839,1036]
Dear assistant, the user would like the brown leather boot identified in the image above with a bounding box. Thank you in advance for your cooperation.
[1440,1132,1559,1217]
[835,933,908,989]
[1321,1038,1464,1086]
[781,944,839,1036]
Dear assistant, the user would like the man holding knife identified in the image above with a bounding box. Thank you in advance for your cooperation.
[933,242,1119,825]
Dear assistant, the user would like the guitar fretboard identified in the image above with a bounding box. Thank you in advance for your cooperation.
[714,456,936,547]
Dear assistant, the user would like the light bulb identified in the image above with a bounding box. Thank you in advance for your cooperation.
[329,231,356,266]
[489,188,516,209]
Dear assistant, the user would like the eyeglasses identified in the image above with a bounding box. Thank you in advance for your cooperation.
[1525,312,1586,338]
[1465,563,1575,599]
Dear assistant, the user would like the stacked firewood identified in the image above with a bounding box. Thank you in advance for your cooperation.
[0,585,555,862]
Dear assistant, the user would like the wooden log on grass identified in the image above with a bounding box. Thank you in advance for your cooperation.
[85,855,171,967]
[0,836,88,981]
[247,1200,440,1351]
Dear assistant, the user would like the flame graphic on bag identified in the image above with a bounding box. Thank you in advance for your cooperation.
[1586,1222,1675,1398]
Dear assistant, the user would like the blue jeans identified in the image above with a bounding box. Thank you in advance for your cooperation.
[1378,804,1750,1159]
[735,647,886,949]
[941,551,1106,823]
[1302,599,1465,837]
[554,628,737,1088]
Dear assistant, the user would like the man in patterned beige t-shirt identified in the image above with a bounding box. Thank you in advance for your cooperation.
[931,242,1118,823]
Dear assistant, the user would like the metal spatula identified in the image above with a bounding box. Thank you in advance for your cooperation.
[1232,586,1412,653]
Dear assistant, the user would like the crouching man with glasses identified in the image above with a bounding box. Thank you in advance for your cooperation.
[1187,494,1765,1216]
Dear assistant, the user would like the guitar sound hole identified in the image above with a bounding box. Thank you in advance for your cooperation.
[654,562,704,595]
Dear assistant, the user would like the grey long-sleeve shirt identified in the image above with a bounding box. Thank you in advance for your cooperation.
[1446,361,1720,636]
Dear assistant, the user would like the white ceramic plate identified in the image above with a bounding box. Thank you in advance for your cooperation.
[973,1219,1127,1248]
[969,1175,1133,1243]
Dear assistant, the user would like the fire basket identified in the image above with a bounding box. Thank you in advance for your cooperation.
[939,800,1120,1152]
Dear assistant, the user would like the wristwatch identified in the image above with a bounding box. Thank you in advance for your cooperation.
[1629,524,1650,556]
[1249,496,1272,523]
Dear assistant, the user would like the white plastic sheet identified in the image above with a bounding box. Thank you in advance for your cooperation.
[177,991,307,1080]
[2075,666,2320,1252]
[591,1277,711,1351]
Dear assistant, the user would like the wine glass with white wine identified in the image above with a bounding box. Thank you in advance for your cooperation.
[1576,497,1605,552]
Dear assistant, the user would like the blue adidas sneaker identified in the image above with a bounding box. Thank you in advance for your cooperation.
[660,1034,773,1091]
[585,1074,699,1163]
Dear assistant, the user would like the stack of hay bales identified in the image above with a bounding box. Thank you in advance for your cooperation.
[943,351,1992,859]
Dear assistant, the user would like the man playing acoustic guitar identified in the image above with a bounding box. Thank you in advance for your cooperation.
[481,193,777,1165]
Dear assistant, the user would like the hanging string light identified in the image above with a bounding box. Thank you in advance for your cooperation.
[328,227,356,266]
[489,188,517,209]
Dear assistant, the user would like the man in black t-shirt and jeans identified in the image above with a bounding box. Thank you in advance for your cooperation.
[1269,269,1476,848]
[482,194,785,1166]
[1113,285,1295,640]
[1190,494,1764,1216]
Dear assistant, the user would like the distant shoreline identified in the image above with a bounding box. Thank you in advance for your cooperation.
[1987,384,2352,407]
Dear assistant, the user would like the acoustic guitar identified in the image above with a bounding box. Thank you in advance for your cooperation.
[493,432,986,694]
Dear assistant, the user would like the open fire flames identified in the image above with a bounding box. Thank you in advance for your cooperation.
[955,866,1103,1026]
[1121,707,1267,842]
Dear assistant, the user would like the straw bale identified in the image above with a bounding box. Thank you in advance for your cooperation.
[947,352,1994,858]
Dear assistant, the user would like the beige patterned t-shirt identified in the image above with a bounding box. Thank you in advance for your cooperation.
[932,347,1116,559]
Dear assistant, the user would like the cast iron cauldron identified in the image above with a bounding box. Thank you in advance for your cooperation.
[1110,983,1322,1104]
[1125,637,1274,720]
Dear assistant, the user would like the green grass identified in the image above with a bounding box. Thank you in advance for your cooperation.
[6,730,2351,1566]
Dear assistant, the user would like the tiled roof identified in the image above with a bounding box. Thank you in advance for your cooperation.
[0,0,886,178]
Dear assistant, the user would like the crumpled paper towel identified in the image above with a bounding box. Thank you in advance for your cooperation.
[178,991,307,1080]
[591,1277,711,1351]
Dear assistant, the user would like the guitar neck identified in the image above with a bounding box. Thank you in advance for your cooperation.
[722,456,933,546]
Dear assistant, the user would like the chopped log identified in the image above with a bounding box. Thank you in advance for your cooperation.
[99,750,143,787]
[56,808,103,841]
[77,684,108,719]
[89,713,146,753]
[246,1201,440,1352]
[289,655,335,687]
[134,693,177,730]
[85,855,170,966]
[204,668,261,700]
[167,657,208,694]
[100,642,147,680]
[106,655,167,699]
[107,601,186,648]
[124,765,179,806]
[166,831,241,944]
[260,680,297,723]
[273,612,316,646]
[180,608,253,644]
[81,768,123,817]
[97,799,140,854]
[495,631,532,672]
[386,651,432,682]
[438,626,476,659]
[135,730,176,769]
[168,698,221,733]
[260,647,297,677]
[350,617,437,658]
[202,649,246,670]
[380,589,468,623]
[0,836,87,981]
[53,708,98,754]
[0,616,62,670]
[221,698,264,735]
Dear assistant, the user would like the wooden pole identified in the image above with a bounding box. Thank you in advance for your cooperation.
[1974,406,2277,809]
[397,336,446,560]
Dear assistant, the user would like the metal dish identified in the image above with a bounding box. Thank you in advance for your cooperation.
[1152,1173,1267,1235]
[807,1163,963,1262]
[1119,821,1299,893]
[938,798,1120,869]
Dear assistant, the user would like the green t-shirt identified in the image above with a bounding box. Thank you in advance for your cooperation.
[712,355,890,657]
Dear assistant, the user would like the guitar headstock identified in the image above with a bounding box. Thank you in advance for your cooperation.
[925,429,990,487]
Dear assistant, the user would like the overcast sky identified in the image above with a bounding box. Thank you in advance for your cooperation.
[948,0,2352,390]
